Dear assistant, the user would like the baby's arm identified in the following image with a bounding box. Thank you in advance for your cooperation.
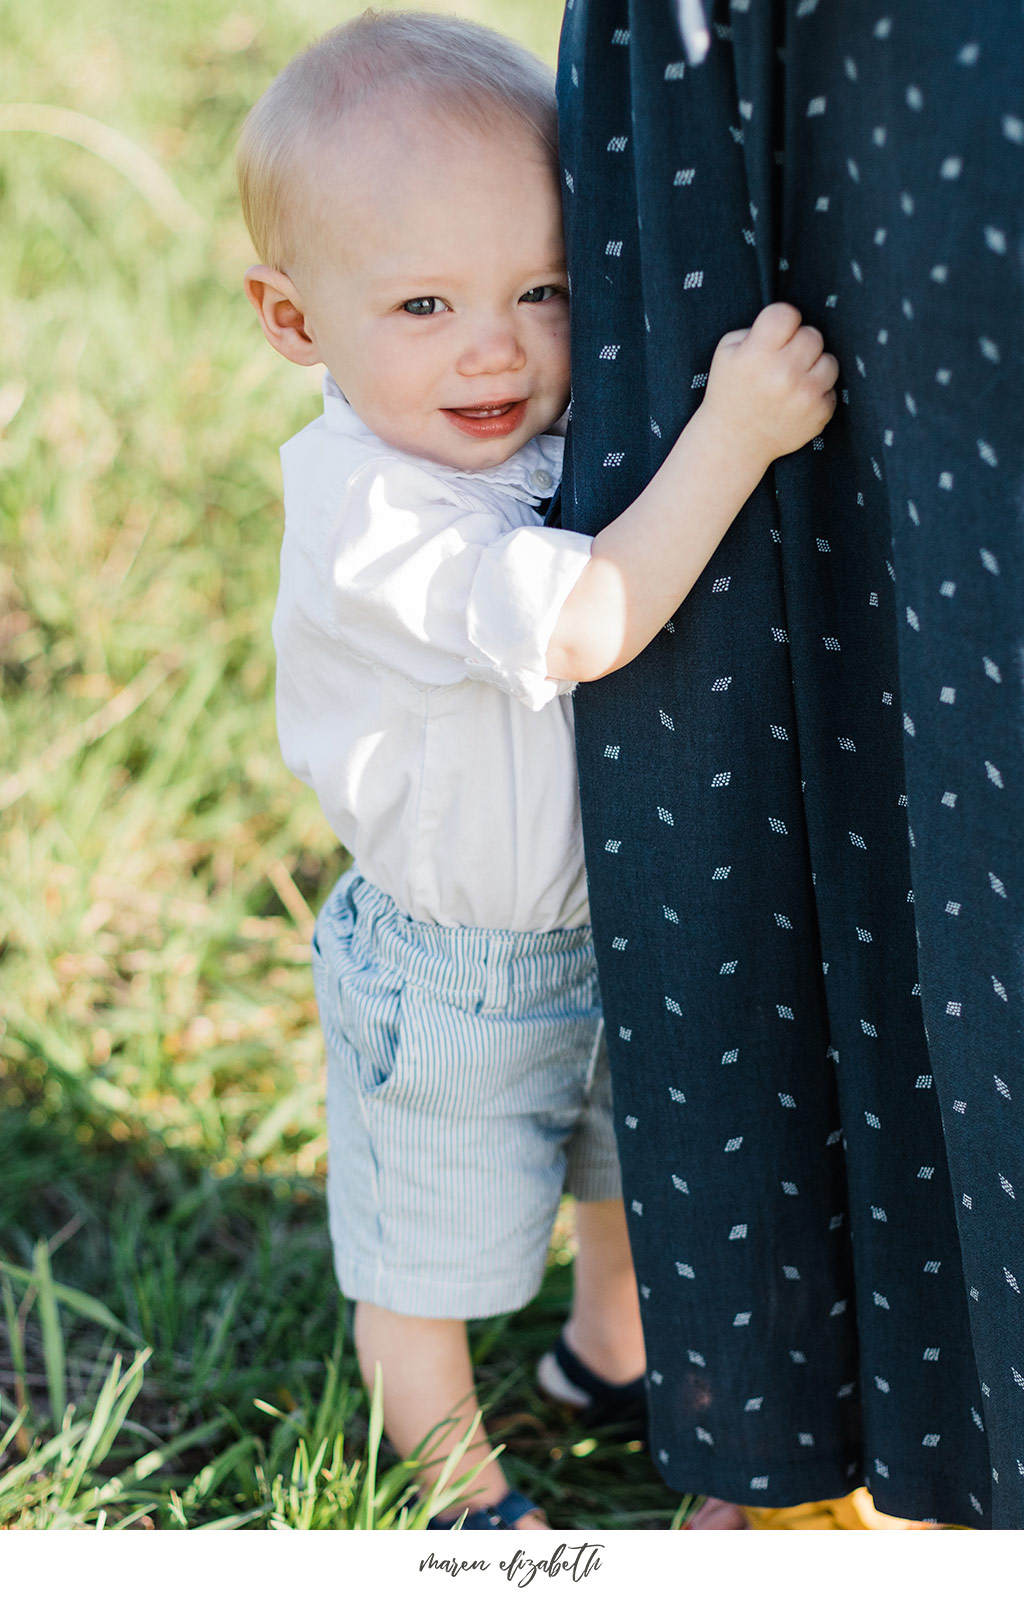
[546,303,838,684]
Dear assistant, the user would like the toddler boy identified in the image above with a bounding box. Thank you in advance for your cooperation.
[238,8,837,1530]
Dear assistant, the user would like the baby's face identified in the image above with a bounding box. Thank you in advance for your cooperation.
[289,113,570,471]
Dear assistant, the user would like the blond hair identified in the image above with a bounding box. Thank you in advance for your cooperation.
[237,8,558,271]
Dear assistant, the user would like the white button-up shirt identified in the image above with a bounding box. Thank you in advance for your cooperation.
[273,376,595,930]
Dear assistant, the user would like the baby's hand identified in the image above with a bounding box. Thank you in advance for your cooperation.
[702,302,839,468]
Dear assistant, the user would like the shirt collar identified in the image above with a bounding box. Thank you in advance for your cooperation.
[321,373,564,508]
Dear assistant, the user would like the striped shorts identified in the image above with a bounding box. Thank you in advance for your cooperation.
[311,870,621,1319]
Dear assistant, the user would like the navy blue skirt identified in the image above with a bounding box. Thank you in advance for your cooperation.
[557,0,1024,1527]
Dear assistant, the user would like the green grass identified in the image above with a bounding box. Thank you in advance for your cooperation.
[0,0,690,1531]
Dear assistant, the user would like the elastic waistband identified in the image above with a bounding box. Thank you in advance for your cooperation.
[317,869,598,1015]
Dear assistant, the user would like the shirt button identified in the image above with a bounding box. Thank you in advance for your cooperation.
[531,468,553,492]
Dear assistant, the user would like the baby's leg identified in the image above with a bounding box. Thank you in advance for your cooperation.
[354,1301,547,1530]
[563,1198,645,1383]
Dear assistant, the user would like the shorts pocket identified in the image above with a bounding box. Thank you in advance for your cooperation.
[319,955,408,1105]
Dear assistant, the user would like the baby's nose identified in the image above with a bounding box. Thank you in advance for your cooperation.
[456,318,526,376]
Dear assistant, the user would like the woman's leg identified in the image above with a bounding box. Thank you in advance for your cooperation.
[354,1300,547,1529]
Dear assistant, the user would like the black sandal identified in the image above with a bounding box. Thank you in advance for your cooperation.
[427,1489,543,1530]
[537,1333,647,1436]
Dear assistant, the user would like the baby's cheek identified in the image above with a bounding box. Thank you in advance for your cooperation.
[550,329,571,379]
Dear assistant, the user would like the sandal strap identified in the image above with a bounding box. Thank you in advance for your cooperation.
[477,1490,540,1528]
[552,1334,646,1410]
[428,1490,540,1530]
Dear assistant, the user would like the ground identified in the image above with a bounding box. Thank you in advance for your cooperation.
[0,0,689,1531]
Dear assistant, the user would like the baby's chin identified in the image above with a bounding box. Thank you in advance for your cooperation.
[407,428,529,474]
[372,404,558,473]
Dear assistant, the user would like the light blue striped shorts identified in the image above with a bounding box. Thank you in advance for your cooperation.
[311,870,621,1319]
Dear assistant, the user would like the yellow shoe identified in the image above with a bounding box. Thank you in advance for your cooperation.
[740,1488,940,1530]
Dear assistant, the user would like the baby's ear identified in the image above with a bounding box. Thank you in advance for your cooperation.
[244,266,322,367]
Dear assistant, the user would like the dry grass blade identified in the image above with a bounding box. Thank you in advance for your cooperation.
[263,858,315,941]
[0,103,202,232]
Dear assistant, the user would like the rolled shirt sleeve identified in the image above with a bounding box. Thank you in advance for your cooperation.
[318,455,593,710]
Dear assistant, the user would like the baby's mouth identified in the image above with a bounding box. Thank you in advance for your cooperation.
[442,399,528,438]
[448,401,521,418]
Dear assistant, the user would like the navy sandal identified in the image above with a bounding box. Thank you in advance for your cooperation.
[427,1490,542,1530]
[536,1333,647,1436]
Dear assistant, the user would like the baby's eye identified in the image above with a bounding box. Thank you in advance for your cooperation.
[401,296,446,316]
[519,285,563,304]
